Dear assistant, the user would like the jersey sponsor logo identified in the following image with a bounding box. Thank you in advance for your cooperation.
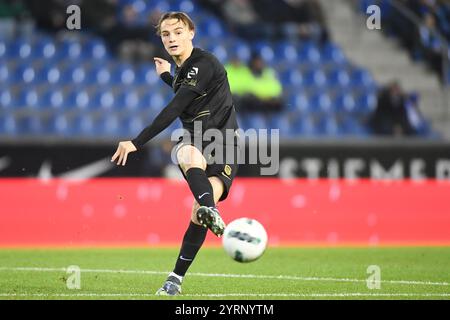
[180,78,197,87]
[187,67,198,79]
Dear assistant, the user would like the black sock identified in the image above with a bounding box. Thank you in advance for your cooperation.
[185,167,215,208]
[173,221,208,277]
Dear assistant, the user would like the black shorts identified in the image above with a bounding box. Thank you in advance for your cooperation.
[176,140,240,202]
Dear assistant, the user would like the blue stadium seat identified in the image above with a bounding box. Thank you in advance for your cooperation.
[59,65,75,84]
[317,116,343,136]
[268,114,291,136]
[341,116,361,135]
[33,65,50,84]
[137,64,159,86]
[334,92,356,113]
[0,88,14,109]
[65,65,87,85]
[4,63,21,84]
[58,39,83,61]
[0,40,7,59]
[129,4,152,25]
[253,42,275,64]
[98,114,122,136]
[303,69,326,87]
[246,114,268,130]
[309,92,332,113]
[209,44,228,63]
[29,88,46,110]
[287,92,311,113]
[0,115,17,135]
[280,69,303,87]
[327,68,351,88]
[73,114,97,136]
[298,43,321,64]
[322,43,346,64]
[200,17,226,38]
[58,64,85,85]
[92,65,112,85]
[68,88,92,110]
[20,114,47,135]
[48,114,72,136]
[35,38,57,60]
[41,88,66,110]
[112,63,136,86]
[93,89,117,111]
[229,41,251,62]
[124,115,145,136]
[350,68,375,87]
[117,90,141,111]
[141,92,168,117]
[84,39,109,61]
[11,39,34,60]
[0,64,11,84]
[149,0,171,12]
[291,115,317,136]
[355,91,377,114]
[42,65,62,85]
[174,0,196,14]
[16,87,41,110]
[275,42,298,64]
[17,64,38,85]
[12,88,27,110]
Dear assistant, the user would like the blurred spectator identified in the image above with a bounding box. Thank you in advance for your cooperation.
[225,56,253,96]
[378,0,450,82]
[199,0,328,42]
[403,92,431,136]
[227,53,283,113]
[84,0,164,62]
[418,13,445,78]
[202,0,276,40]
[369,82,425,136]
[25,0,77,31]
[0,0,32,38]
[25,0,166,62]
[252,0,330,43]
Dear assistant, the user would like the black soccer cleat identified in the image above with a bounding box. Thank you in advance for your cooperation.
[155,275,182,296]
[196,206,226,237]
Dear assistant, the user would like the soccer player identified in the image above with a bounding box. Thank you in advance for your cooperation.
[111,12,239,296]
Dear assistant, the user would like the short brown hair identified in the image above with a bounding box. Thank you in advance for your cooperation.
[156,12,195,36]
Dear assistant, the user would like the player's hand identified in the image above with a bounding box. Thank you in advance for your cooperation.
[111,141,137,166]
[154,57,171,75]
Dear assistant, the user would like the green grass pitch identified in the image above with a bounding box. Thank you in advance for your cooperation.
[0,247,449,300]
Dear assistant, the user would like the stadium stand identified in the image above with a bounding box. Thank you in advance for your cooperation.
[358,0,450,83]
[0,0,437,140]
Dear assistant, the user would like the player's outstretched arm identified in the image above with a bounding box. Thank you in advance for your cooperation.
[130,87,199,150]
[154,57,173,87]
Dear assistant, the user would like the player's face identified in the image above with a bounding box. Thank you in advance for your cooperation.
[160,18,194,58]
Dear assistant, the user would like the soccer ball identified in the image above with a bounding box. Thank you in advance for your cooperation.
[222,218,268,263]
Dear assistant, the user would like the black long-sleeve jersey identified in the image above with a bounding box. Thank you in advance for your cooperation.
[132,48,239,149]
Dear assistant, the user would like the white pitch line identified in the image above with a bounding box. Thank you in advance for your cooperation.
[0,293,449,298]
[0,266,449,287]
